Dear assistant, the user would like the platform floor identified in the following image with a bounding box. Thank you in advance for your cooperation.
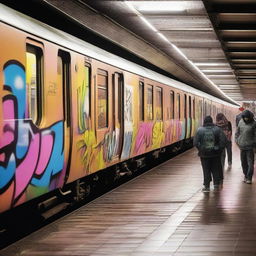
[2,145,256,256]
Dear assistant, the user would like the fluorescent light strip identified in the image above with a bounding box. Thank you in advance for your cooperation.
[139,16,158,32]
[157,32,169,42]
[127,1,186,12]
[125,1,141,15]
[201,70,233,72]
[189,60,237,103]
[172,44,188,60]
[227,41,256,44]
[125,1,158,32]
[125,1,237,105]
[195,63,230,66]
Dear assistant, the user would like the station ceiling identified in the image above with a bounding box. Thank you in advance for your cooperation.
[80,0,256,102]
[204,0,256,102]
[3,0,256,103]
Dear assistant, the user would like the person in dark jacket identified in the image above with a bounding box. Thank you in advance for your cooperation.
[235,110,256,184]
[216,113,232,169]
[236,106,245,127]
[194,116,227,192]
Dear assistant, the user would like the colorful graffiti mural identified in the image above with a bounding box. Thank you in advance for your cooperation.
[0,61,64,212]
[134,122,154,155]
[121,85,133,160]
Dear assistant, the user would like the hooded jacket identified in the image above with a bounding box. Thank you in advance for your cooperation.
[216,113,232,141]
[194,116,227,158]
[235,110,256,150]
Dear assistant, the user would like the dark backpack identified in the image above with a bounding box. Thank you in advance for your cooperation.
[201,127,219,153]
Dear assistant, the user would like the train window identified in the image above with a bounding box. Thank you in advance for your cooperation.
[193,98,195,119]
[204,102,207,117]
[58,51,71,127]
[177,93,180,120]
[213,105,216,118]
[84,63,91,118]
[97,69,108,129]
[26,44,43,124]
[189,96,192,118]
[139,81,144,121]
[198,100,202,119]
[184,94,187,119]
[76,59,90,132]
[113,72,123,129]
[200,100,203,120]
[117,74,123,124]
[156,87,163,120]
[147,85,153,120]
[170,91,174,119]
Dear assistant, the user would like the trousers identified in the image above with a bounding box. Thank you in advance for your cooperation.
[240,149,254,180]
[200,156,222,187]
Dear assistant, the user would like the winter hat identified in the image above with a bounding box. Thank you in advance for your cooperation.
[216,113,228,123]
[242,110,254,123]
[242,110,251,118]
[203,116,213,125]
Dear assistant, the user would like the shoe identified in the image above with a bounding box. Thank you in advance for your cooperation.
[246,179,252,184]
[202,187,210,192]
[243,176,247,183]
[214,185,219,191]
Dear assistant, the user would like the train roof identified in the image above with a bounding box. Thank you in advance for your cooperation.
[0,4,238,107]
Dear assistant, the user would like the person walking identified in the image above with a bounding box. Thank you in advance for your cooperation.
[194,116,227,192]
[216,113,232,169]
[235,110,256,184]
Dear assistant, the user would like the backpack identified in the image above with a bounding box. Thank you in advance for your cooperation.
[201,127,219,153]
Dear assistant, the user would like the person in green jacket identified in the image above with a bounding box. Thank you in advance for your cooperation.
[235,110,256,184]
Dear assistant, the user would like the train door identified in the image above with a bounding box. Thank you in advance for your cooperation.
[58,50,71,176]
[112,72,124,159]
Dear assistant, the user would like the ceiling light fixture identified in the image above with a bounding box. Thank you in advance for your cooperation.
[124,1,140,15]
[201,70,233,72]
[126,1,186,12]
[139,16,158,32]
[172,44,188,60]
[157,32,169,42]
[125,1,238,105]
[195,63,230,66]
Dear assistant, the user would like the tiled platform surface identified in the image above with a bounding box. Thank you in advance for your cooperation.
[1,145,256,256]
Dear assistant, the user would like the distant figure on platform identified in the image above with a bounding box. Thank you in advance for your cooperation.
[216,113,232,169]
[235,110,256,184]
[194,116,227,192]
[236,106,245,127]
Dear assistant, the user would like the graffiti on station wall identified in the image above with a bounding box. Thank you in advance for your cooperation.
[0,61,64,212]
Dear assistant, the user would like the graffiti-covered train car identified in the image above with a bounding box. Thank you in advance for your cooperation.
[0,4,238,213]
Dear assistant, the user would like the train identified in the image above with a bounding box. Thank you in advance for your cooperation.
[0,4,238,214]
